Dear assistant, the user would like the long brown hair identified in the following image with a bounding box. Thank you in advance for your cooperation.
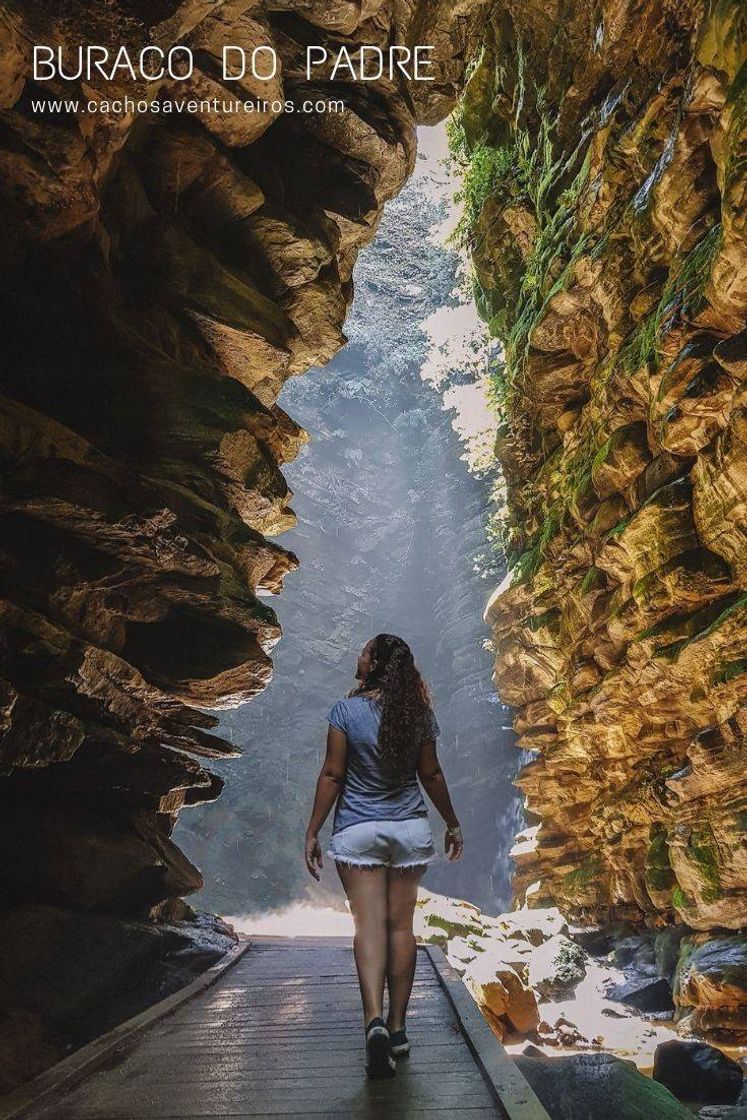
[349,633,434,781]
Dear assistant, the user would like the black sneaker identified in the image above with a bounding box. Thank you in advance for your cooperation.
[389,1029,410,1058]
[365,1018,396,1078]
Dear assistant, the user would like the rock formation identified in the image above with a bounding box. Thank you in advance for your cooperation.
[0,0,484,1089]
[459,1,747,936]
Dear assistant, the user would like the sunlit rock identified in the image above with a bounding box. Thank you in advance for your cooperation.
[463,943,540,1038]
[415,889,484,944]
[458,0,747,954]
[527,934,588,997]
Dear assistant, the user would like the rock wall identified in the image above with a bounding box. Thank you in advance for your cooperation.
[0,0,484,1087]
[460,1,747,931]
[0,0,484,920]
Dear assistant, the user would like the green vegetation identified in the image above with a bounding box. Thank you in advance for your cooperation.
[527,608,561,632]
[563,854,602,899]
[687,824,721,896]
[673,885,694,912]
[580,565,605,595]
[713,657,747,685]
[645,825,676,894]
[504,146,592,378]
[502,429,603,582]
[683,592,747,646]
[616,223,722,379]
[447,21,728,591]
[606,513,631,540]
[449,130,517,248]
[510,504,562,583]
[484,354,510,420]
[449,76,593,367]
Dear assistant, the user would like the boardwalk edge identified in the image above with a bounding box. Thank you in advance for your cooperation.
[0,937,252,1120]
[423,944,552,1120]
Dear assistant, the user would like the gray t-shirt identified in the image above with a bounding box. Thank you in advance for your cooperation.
[326,694,440,834]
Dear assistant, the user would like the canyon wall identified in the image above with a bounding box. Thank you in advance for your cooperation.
[461,0,747,938]
[0,0,484,1086]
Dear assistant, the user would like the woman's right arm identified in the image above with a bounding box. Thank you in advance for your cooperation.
[416,739,463,860]
[304,725,347,879]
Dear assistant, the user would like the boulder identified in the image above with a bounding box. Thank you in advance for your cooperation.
[527,934,588,996]
[463,944,540,1038]
[653,1040,743,1105]
[515,1052,695,1120]
[415,890,484,945]
[675,936,747,1037]
[611,933,658,975]
[607,976,675,1013]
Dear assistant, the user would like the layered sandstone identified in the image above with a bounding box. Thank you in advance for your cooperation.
[458,1,747,932]
[0,0,485,1087]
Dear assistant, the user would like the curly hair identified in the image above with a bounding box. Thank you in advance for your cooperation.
[348,633,435,782]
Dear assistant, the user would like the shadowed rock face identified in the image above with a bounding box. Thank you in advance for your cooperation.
[0,0,486,1086]
[461,1,747,934]
[0,0,485,922]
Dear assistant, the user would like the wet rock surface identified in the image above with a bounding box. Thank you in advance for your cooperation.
[516,1051,693,1120]
[654,1039,743,1105]
[675,935,747,1037]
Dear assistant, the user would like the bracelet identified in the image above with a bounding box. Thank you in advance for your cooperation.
[446,825,462,837]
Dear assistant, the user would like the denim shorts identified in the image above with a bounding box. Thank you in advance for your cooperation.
[327,817,436,869]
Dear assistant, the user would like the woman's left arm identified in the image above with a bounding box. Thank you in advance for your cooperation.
[304,725,348,880]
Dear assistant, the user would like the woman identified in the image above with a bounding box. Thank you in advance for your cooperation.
[304,633,463,1078]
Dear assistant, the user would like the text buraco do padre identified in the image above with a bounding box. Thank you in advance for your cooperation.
[33,43,436,84]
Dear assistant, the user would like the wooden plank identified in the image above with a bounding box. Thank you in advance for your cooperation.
[10,939,509,1120]
[113,1064,478,1086]
[34,1111,499,1120]
[423,946,550,1120]
[125,1040,476,1062]
[44,1087,497,1113]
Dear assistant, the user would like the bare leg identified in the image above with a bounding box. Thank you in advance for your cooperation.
[336,863,389,1026]
[385,866,426,1032]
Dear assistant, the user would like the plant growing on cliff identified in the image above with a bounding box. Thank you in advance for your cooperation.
[645,825,676,895]
[447,118,524,254]
[617,223,723,378]
[563,855,603,901]
[687,823,722,899]
[511,503,562,583]
[673,886,693,913]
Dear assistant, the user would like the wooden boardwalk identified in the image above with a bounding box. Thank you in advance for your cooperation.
[4,937,550,1120]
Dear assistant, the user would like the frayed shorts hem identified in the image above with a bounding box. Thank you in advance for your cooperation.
[326,851,436,871]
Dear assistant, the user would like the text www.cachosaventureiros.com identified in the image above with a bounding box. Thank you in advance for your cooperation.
[29,94,346,116]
